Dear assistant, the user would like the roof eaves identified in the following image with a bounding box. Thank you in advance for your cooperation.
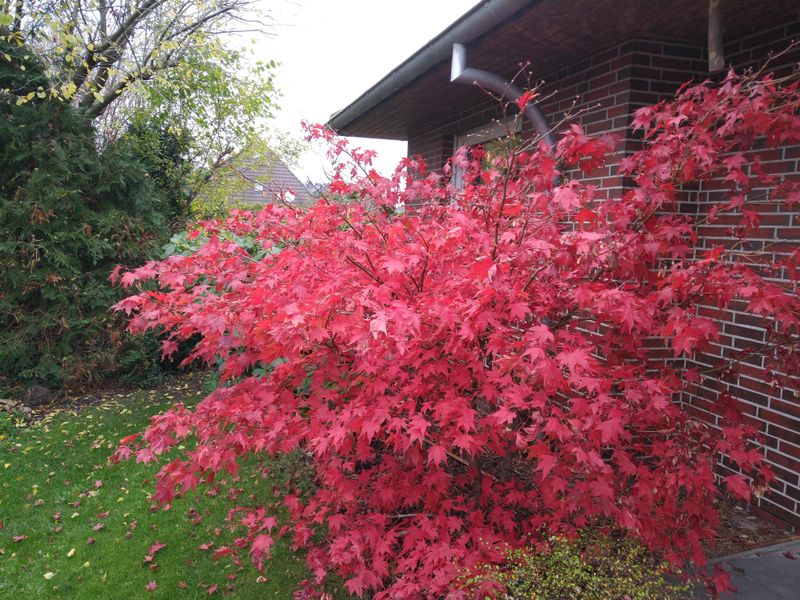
[327,0,538,137]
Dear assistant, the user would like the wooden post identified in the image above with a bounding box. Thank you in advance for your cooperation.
[708,0,725,72]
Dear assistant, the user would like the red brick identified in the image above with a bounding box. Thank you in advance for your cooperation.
[751,501,800,529]
[650,56,693,70]
[769,424,800,447]
[766,450,800,478]
[760,409,800,433]
[781,440,800,460]
[772,398,800,419]
[787,484,800,502]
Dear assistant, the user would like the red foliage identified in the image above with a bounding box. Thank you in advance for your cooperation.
[112,70,800,597]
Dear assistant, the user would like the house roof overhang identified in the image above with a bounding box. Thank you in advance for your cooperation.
[328,0,538,139]
[328,0,799,140]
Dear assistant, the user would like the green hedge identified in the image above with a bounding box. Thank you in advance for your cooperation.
[0,40,186,389]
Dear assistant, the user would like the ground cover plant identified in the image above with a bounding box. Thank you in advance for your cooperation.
[0,374,311,598]
[458,530,689,599]
[113,69,800,598]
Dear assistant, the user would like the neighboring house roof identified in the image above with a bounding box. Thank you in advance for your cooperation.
[227,157,316,209]
[328,0,797,140]
[305,180,330,198]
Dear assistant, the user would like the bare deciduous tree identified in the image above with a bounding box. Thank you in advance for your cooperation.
[1,0,268,120]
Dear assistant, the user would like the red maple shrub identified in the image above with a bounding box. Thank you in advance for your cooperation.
[112,69,800,598]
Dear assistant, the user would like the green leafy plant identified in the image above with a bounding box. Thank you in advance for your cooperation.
[459,531,689,600]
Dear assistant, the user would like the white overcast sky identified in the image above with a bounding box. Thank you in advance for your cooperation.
[248,0,477,182]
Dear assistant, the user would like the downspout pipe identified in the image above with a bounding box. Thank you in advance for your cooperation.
[708,0,725,72]
[450,43,555,150]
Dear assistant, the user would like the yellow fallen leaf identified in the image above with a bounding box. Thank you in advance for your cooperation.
[67,548,75,557]
[4,464,9,469]
[70,512,79,519]
[82,561,90,568]
[43,572,55,580]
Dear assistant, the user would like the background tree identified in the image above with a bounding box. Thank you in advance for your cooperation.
[0,1,285,389]
[1,0,279,210]
[0,0,266,119]
[128,40,281,216]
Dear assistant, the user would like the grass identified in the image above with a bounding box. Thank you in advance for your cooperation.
[0,373,316,599]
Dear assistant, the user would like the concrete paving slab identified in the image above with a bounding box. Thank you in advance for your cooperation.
[709,539,800,599]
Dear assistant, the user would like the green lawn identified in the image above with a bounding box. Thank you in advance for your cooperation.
[0,374,315,599]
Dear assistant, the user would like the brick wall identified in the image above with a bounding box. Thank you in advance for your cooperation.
[405,18,800,527]
[409,38,709,196]
[678,20,800,528]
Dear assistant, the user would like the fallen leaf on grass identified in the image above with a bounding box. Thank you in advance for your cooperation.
[145,580,157,592]
[91,523,104,531]
[178,581,188,589]
[43,572,55,580]
[207,584,218,595]
[67,548,75,557]
[13,535,27,542]
[148,541,166,555]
